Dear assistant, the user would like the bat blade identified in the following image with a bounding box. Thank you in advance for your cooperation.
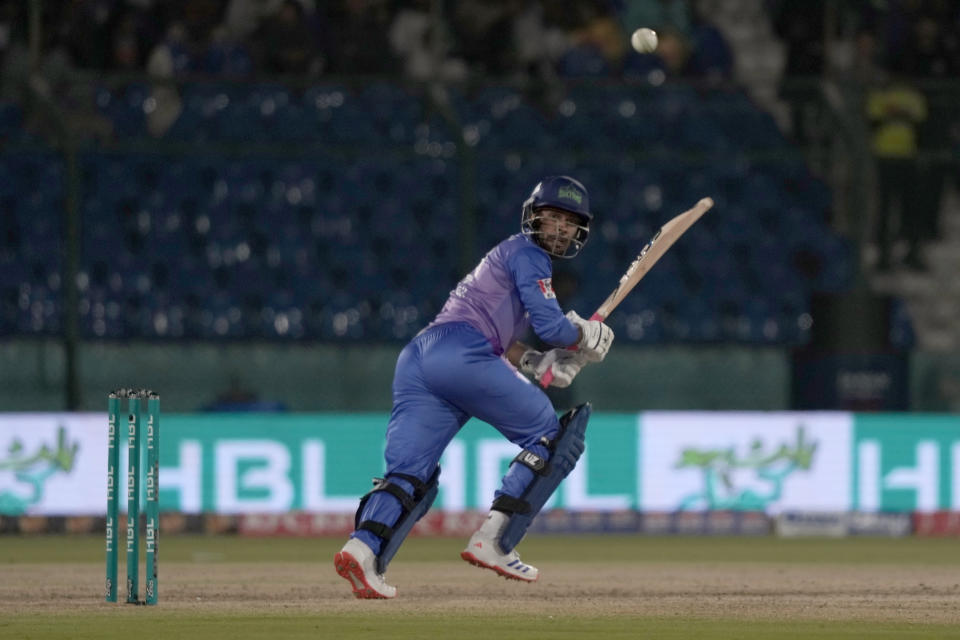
[593,196,713,320]
[539,197,714,388]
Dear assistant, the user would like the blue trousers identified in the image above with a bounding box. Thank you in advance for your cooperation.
[352,322,559,554]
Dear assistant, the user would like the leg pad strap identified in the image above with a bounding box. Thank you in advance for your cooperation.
[355,467,440,574]
[492,493,531,515]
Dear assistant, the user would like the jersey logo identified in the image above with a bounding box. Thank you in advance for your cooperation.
[537,278,556,299]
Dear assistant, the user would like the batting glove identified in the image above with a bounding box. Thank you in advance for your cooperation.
[566,310,614,362]
[519,348,585,388]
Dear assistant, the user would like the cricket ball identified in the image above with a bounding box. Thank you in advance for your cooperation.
[631,28,658,54]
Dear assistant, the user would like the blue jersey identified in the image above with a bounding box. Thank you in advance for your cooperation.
[353,235,578,557]
[428,234,579,354]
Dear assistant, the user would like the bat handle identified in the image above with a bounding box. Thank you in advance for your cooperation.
[538,311,608,388]
[539,368,555,388]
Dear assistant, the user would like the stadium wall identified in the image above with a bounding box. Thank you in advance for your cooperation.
[0,340,789,412]
[3,340,958,412]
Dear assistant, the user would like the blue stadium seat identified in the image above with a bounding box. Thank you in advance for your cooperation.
[359,82,422,144]
[96,83,149,137]
[0,81,866,345]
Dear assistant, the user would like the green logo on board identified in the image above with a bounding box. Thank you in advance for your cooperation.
[0,426,79,514]
[675,425,817,510]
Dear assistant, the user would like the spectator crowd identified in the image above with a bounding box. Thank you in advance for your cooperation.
[773,0,960,272]
[0,0,734,86]
[0,1,955,86]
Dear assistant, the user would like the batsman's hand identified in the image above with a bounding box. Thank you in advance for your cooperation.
[567,310,614,362]
[520,348,585,388]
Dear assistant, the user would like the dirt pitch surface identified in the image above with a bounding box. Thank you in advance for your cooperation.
[4,561,960,624]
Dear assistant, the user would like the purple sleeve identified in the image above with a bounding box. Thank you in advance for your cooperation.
[508,247,580,347]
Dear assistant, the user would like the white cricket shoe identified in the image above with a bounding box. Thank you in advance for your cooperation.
[460,512,539,582]
[334,538,397,599]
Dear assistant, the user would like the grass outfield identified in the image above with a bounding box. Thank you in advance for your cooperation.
[2,535,960,639]
[6,613,958,640]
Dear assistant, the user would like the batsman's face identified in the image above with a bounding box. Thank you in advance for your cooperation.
[536,208,582,255]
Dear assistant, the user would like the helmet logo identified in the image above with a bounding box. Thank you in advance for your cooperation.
[557,186,583,205]
[521,175,591,258]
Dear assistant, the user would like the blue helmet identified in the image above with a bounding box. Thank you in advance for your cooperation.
[521,175,592,258]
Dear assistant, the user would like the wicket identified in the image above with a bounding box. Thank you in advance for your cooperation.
[106,388,160,605]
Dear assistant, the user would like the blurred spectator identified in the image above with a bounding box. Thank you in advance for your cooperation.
[654,28,690,76]
[450,0,579,83]
[866,71,927,271]
[771,0,825,75]
[144,23,187,137]
[146,22,193,78]
[325,0,398,75]
[685,6,733,82]
[511,0,570,108]
[451,0,525,77]
[903,13,959,78]
[201,24,254,76]
[770,0,826,143]
[513,0,571,76]
[58,0,120,70]
[179,0,229,50]
[253,0,325,75]
[831,28,885,129]
[0,38,114,143]
[831,25,885,205]
[904,14,957,246]
[223,0,286,41]
[389,0,467,83]
[557,0,628,77]
[110,13,146,71]
[847,29,885,88]
[0,3,16,66]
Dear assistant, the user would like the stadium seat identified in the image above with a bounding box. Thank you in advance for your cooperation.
[0,79,869,345]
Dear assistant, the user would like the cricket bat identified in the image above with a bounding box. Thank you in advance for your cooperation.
[540,197,714,387]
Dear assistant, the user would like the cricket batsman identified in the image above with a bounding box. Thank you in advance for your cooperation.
[335,176,614,598]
